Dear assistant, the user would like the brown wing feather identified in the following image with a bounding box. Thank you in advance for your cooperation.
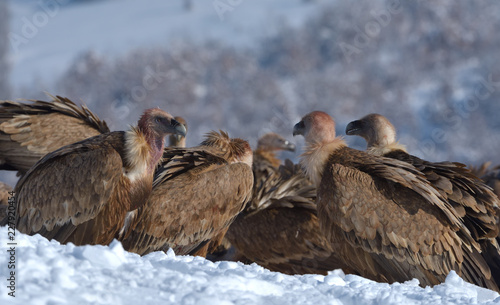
[318,148,498,291]
[120,155,253,256]
[14,132,128,244]
[226,204,357,275]
[385,149,499,241]
[0,96,109,173]
[247,158,316,215]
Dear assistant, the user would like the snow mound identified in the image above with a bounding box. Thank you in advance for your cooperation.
[1,226,499,304]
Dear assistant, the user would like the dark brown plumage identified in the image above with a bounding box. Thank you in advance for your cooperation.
[0,95,110,175]
[118,131,254,257]
[2,108,186,246]
[295,111,499,291]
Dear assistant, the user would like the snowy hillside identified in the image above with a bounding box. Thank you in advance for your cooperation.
[8,0,321,89]
[1,227,499,305]
[6,0,500,167]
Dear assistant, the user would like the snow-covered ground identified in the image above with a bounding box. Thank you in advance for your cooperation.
[1,226,499,305]
[8,0,322,91]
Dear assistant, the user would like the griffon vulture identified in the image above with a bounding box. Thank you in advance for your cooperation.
[118,131,254,257]
[346,116,500,236]
[168,116,188,147]
[3,108,186,246]
[207,133,296,258]
[0,96,110,175]
[294,111,499,291]
[346,113,500,286]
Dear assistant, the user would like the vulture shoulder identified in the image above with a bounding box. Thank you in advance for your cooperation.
[14,133,128,243]
[119,134,254,256]
[0,96,109,173]
[386,149,499,241]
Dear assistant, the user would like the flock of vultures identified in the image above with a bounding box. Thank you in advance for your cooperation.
[1,96,500,291]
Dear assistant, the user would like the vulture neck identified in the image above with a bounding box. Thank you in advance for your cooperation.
[124,126,164,181]
[254,148,281,168]
[168,135,186,148]
[300,137,346,187]
[367,142,407,156]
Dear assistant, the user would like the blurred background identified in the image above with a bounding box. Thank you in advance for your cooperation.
[1,0,499,185]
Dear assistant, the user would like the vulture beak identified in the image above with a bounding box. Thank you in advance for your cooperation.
[283,140,296,152]
[170,119,187,137]
[345,120,362,136]
[293,121,305,136]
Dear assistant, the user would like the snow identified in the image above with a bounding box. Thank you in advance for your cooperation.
[1,226,499,305]
[8,0,322,90]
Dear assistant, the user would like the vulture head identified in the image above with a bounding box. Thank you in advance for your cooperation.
[230,138,253,167]
[293,111,337,145]
[345,114,396,148]
[169,116,188,147]
[138,108,187,149]
[293,111,346,188]
[257,133,296,152]
[201,131,253,167]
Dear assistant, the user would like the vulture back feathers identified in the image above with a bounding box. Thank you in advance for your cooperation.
[5,108,186,246]
[118,130,254,256]
[295,111,500,291]
[0,96,110,174]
